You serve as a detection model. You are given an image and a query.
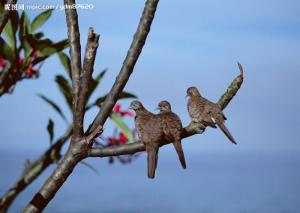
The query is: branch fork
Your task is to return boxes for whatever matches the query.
[23,0,244,211]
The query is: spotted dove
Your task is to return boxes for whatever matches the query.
[186,87,237,144]
[129,100,164,179]
[157,100,186,169]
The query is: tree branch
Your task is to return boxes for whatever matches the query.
[218,62,244,109]
[0,0,17,34]
[24,0,160,212]
[77,27,100,136]
[86,0,160,139]
[88,64,244,158]
[64,0,82,137]
[0,126,72,213]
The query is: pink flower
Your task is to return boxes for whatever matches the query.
[0,58,5,68]
[113,103,134,117]
[107,137,117,146]
[18,58,24,66]
[118,132,128,144]
[23,64,38,78]
[30,51,40,59]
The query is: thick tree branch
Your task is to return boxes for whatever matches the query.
[24,0,160,212]
[77,28,100,136]
[89,64,244,158]
[86,0,160,138]
[0,126,72,213]
[0,0,17,34]
[64,0,82,137]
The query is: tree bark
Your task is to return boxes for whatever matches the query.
[23,0,160,212]
[0,126,72,213]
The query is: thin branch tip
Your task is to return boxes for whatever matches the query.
[88,27,100,40]
[237,62,244,77]
[87,125,103,144]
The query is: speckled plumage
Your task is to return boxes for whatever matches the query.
[186,87,237,145]
[157,101,186,169]
[130,100,164,179]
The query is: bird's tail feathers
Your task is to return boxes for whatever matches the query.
[216,122,237,145]
[147,146,159,179]
[173,140,187,169]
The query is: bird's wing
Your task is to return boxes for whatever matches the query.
[188,97,204,122]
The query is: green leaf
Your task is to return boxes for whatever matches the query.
[19,11,31,41]
[92,92,137,107]
[110,112,134,143]
[55,75,73,109]
[3,20,15,49]
[58,52,72,79]
[0,37,15,61]
[38,94,68,123]
[31,9,53,32]
[23,40,33,59]
[19,12,33,59]
[2,10,18,50]
[94,69,107,83]
[9,10,19,33]
[23,34,52,50]
[86,69,107,102]
[32,39,69,65]
[47,119,54,145]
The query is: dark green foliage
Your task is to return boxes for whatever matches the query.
[0,8,68,96]
[47,119,54,146]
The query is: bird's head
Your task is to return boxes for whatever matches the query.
[129,100,144,112]
[186,86,201,97]
[157,100,171,113]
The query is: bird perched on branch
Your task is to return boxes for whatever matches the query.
[157,101,186,169]
[186,87,237,145]
[129,100,164,179]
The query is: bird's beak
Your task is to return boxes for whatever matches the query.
[154,107,160,111]
[185,94,189,98]
[128,106,133,110]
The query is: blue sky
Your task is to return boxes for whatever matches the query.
[1,1,300,212]
[1,0,300,155]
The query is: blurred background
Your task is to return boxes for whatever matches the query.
[1,0,300,212]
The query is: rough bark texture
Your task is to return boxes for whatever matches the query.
[0,126,72,213]
[64,0,82,138]
[86,0,159,137]
[77,28,100,133]
[23,0,160,212]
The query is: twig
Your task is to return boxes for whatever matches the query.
[218,62,244,109]
[86,0,160,139]
[64,0,82,137]
[77,27,100,137]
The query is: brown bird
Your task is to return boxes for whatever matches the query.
[157,101,186,169]
[186,87,237,145]
[129,100,164,179]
